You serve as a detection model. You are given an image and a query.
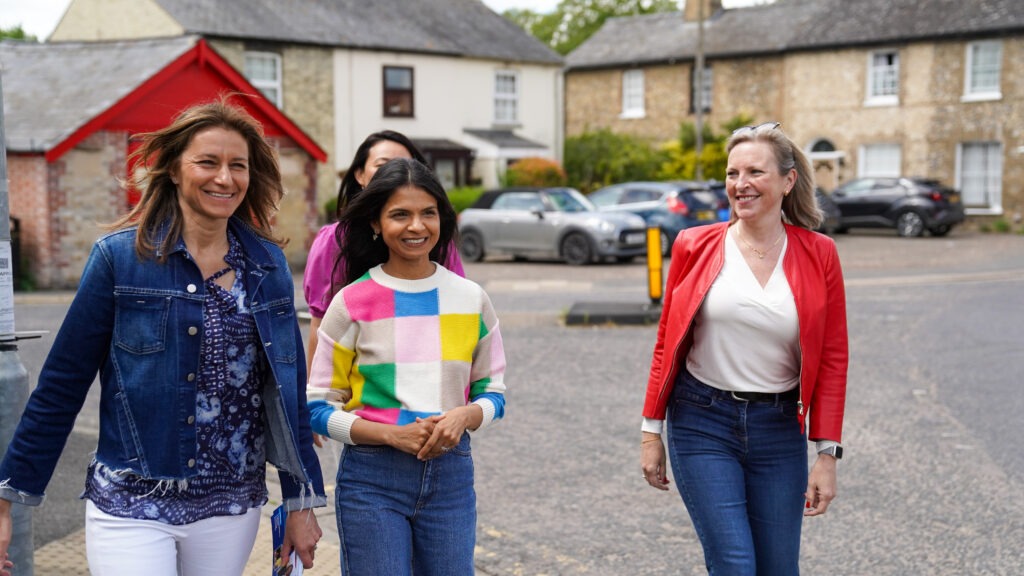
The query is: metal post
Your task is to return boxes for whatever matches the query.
[0,67,36,576]
[694,0,705,181]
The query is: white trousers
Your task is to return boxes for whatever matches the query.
[85,500,261,576]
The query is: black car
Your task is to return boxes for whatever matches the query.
[815,188,841,235]
[830,177,965,237]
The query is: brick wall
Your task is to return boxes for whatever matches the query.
[7,154,51,287]
[565,35,1024,218]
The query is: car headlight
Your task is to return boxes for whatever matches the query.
[593,219,615,233]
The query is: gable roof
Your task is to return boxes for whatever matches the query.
[1,36,326,161]
[151,0,562,65]
[566,0,1024,70]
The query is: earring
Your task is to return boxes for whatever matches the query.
[372,231,379,241]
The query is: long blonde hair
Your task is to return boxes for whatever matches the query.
[727,123,822,230]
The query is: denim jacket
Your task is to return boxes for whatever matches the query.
[0,218,326,511]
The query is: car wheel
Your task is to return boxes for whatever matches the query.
[460,230,485,262]
[896,211,925,237]
[660,230,671,256]
[561,233,593,266]
[930,224,951,237]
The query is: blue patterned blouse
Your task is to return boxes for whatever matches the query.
[84,233,269,524]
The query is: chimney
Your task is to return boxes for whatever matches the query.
[684,0,723,22]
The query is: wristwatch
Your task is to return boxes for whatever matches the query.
[818,445,843,459]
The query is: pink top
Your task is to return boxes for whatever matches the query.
[303,222,466,318]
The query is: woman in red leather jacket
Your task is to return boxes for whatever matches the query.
[640,122,848,575]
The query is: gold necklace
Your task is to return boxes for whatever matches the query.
[737,228,785,259]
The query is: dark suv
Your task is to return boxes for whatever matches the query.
[831,177,965,237]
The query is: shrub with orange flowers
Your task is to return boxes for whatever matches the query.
[505,157,568,187]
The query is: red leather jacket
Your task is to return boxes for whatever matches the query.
[644,222,848,442]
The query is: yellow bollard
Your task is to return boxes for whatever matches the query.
[646,226,663,305]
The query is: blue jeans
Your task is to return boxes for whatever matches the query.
[667,369,807,576]
[336,433,476,576]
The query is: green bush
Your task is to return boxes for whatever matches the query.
[506,157,567,187]
[323,196,338,223]
[447,186,485,213]
[564,128,666,192]
[992,219,1011,233]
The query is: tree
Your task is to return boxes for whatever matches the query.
[658,114,754,181]
[504,0,680,56]
[0,25,38,42]
[564,128,666,192]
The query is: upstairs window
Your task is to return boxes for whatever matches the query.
[383,66,414,117]
[964,41,1001,100]
[244,51,282,107]
[690,65,712,113]
[494,70,519,125]
[621,69,645,118]
[866,50,899,105]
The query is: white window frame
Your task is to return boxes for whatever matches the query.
[865,50,899,106]
[962,40,1002,102]
[621,69,645,118]
[956,141,1003,215]
[691,65,712,113]
[494,70,519,126]
[243,51,282,107]
[857,143,901,178]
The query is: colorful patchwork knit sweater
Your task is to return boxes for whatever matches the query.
[307,264,506,444]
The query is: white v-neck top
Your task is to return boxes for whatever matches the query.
[685,230,800,393]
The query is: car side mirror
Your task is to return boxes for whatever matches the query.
[531,209,545,220]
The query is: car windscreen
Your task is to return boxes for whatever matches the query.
[684,190,721,209]
[544,188,595,212]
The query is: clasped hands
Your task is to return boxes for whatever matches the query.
[395,407,474,461]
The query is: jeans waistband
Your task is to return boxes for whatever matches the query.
[679,368,799,404]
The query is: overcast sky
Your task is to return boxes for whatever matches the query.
[0,0,762,40]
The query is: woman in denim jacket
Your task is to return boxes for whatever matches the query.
[0,100,326,576]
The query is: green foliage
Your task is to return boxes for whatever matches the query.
[659,114,755,181]
[502,0,679,56]
[0,25,37,42]
[992,219,1011,233]
[447,186,485,213]
[323,197,338,223]
[505,157,568,187]
[564,128,666,192]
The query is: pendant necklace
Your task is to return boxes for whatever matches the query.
[737,228,785,259]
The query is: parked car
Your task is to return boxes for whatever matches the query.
[458,187,648,265]
[588,181,726,255]
[815,187,842,235]
[830,177,965,237]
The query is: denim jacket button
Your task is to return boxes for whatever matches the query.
[187,458,196,468]
[187,415,195,425]
[187,373,195,382]
[186,283,197,293]
[187,326,198,336]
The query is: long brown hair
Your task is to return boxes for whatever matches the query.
[109,96,285,260]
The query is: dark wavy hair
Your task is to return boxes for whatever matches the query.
[337,158,458,285]
[335,130,426,217]
[109,96,284,260]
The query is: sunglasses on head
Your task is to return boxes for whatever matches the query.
[731,121,781,135]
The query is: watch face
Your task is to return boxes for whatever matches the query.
[831,446,843,459]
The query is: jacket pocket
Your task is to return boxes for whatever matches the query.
[265,301,298,364]
[113,294,170,354]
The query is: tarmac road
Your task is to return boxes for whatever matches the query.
[9,228,1024,574]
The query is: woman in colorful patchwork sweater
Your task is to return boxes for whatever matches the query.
[306,157,506,575]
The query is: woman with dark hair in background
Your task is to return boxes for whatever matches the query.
[640,122,848,574]
[307,158,505,575]
[303,131,465,375]
[0,99,326,576]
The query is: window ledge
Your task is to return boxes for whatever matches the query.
[961,92,1002,103]
[619,110,646,120]
[965,207,1003,216]
[491,121,522,129]
[863,96,899,107]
